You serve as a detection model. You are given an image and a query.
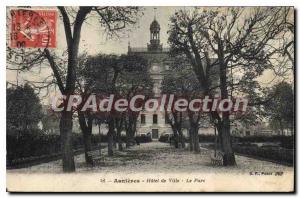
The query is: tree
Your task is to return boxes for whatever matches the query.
[70,53,95,165]
[7,7,142,172]
[41,113,60,134]
[285,8,294,61]
[79,53,152,157]
[7,84,42,135]
[79,54,120,157]
[161,56,203,151]
[264,82,294,135]
[168,7,292,165]
[116,54,153,148]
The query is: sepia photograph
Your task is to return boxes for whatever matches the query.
[5,5,295,192]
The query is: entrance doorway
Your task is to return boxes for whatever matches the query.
[152,129,159,139]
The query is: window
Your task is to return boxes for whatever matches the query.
[246,131,250,136]
[165,114,169,124]
[141,114,146,124]
[153,114,158,124]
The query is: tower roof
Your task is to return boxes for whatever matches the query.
[150,19,160,31]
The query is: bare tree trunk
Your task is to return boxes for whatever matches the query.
[132,117,137,136]
[98,122,102,156]
[178,129,186,149]
[60,111,75,172]
[189,128,194,151]
[169,125,178,148]
[113,133,117,149]
[56,8,92,172]
[191,122,200,153]
[125,114,137,147]
[107,118,115,156]
[125,130,130,148]
[125,117,131,148]
[131,115,138,144]
[173,130,179,148]
[177,112,185,148]
[115,117,124,151]
[117,129,123,151]
[218,43,236,166]
[192,124,200,153]
[83,129,93,165]
[217,124,223,149]
[188,113,200,152]
[78,112,93,165]
[220,115,236,166]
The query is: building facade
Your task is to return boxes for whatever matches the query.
[128,18,172,139]
[128,18,219,139]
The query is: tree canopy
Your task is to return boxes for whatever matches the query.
[7,84,42,135]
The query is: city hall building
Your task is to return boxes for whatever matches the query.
[128,18,173,139]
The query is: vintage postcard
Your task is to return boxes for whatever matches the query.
[6,6,294,192]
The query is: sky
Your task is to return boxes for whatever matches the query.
[77,6,179,55]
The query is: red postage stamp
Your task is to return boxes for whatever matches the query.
[10,9,57,48]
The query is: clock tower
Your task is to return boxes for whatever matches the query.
[147,18,163,52]
[128,14,172,139]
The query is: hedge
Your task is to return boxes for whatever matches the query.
[232,144,294,165]
[7,129,151,166]
[234,135,294,149]
[159,134,293,149]
[135,134,152,143]
[159,134,218,143]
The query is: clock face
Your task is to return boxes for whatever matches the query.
[10,9,57,48]
[152,65,159,72]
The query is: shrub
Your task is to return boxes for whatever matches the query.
[233,145,293,165]
[135,134,152,143]
[198,135,216,142]
[7,130,61,166]
[6,130,102,166]
[7,129,155,167]
[159,134,216,143]
[235,135,294,149]
[159,134,170,142]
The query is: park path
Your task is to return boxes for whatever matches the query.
[7,141,293,174]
